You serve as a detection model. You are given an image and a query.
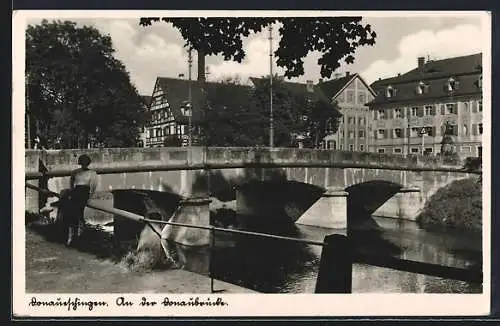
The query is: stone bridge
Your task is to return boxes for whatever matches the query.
[25,147,476,230]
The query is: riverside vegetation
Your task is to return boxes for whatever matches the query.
[416,177,482,233]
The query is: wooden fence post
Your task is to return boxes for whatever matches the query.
[315,234,352,293]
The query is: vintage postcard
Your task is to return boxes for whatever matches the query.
[12,10,491,317]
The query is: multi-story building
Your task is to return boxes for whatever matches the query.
[319,72,377,151]
[367,53,483,158]
[145,77,205,147]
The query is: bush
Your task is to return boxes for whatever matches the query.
[416,178,482,233]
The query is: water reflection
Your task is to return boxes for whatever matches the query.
[209,214,482,294]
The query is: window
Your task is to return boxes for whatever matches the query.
[358,130,365,138]
[386,85,395,98]
[358,117,365,125]
[348,131,355,139]
[461,146,471,153]
[393,148,402,154]
[346,90,354,103]
[377,109,386,119]
[424,147,433,154]
[411,107,418,117]
[423,126,434,136]
[340,144,344,150]
[348,117,355,124]
[447,77,458,92]
[394,108,402,118]
[327,140,337,150]
[478,100,482,112]
[170,125,175,135]
[377,129,385,139]
[393,128,403,138]
[424,105,433,116]
[359,144,365,151]
[446,103,455,114]
[479,123,483,134]
[358,93,366,105]
[349,144,354,151]
[460,124,468,136]
[463,102,469,112]
[410,127,419,137]
[417,81,429,94]
[411,148,419,154]
[377,148,385,154]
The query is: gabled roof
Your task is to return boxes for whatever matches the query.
[249,77,340,115]
[317,73,377,101]
[154,77,253,124]
[368,53,482,106]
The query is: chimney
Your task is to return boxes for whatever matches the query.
[346,71,350,77]
[418,56,425,70]
[306,80,314,92]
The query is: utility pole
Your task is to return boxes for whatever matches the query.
[188,47,193,147]
[26,73,31,149]
[268,25,274,148]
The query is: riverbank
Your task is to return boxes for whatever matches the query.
[416,177,482,233]
[25,222,256,293]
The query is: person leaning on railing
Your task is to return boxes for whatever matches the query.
[64,154,98,246]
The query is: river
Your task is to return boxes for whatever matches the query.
[208,216,482,294]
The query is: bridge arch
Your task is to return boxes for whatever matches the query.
[345,180,404,229]
[233,180,326,229]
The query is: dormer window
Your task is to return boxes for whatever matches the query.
[181,102,192,116]
[386,85,395,98]
[417,81,429,94]
[447,77,459,92]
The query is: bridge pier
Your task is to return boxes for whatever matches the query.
[161,197,212,274]
[296,187,348,229]
[372,187,421,221]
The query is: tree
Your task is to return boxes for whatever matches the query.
[26,20,147,148]
[251,77,304,147]
[200,76,340,148]
[139,17,376,81]
[202,78,266,146]
[252,76,341,148]
[297,98,342,149]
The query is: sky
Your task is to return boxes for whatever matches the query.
[26,12,487,95]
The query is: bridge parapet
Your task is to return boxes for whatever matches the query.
[25,147,471,179]
[204,147,466,172]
